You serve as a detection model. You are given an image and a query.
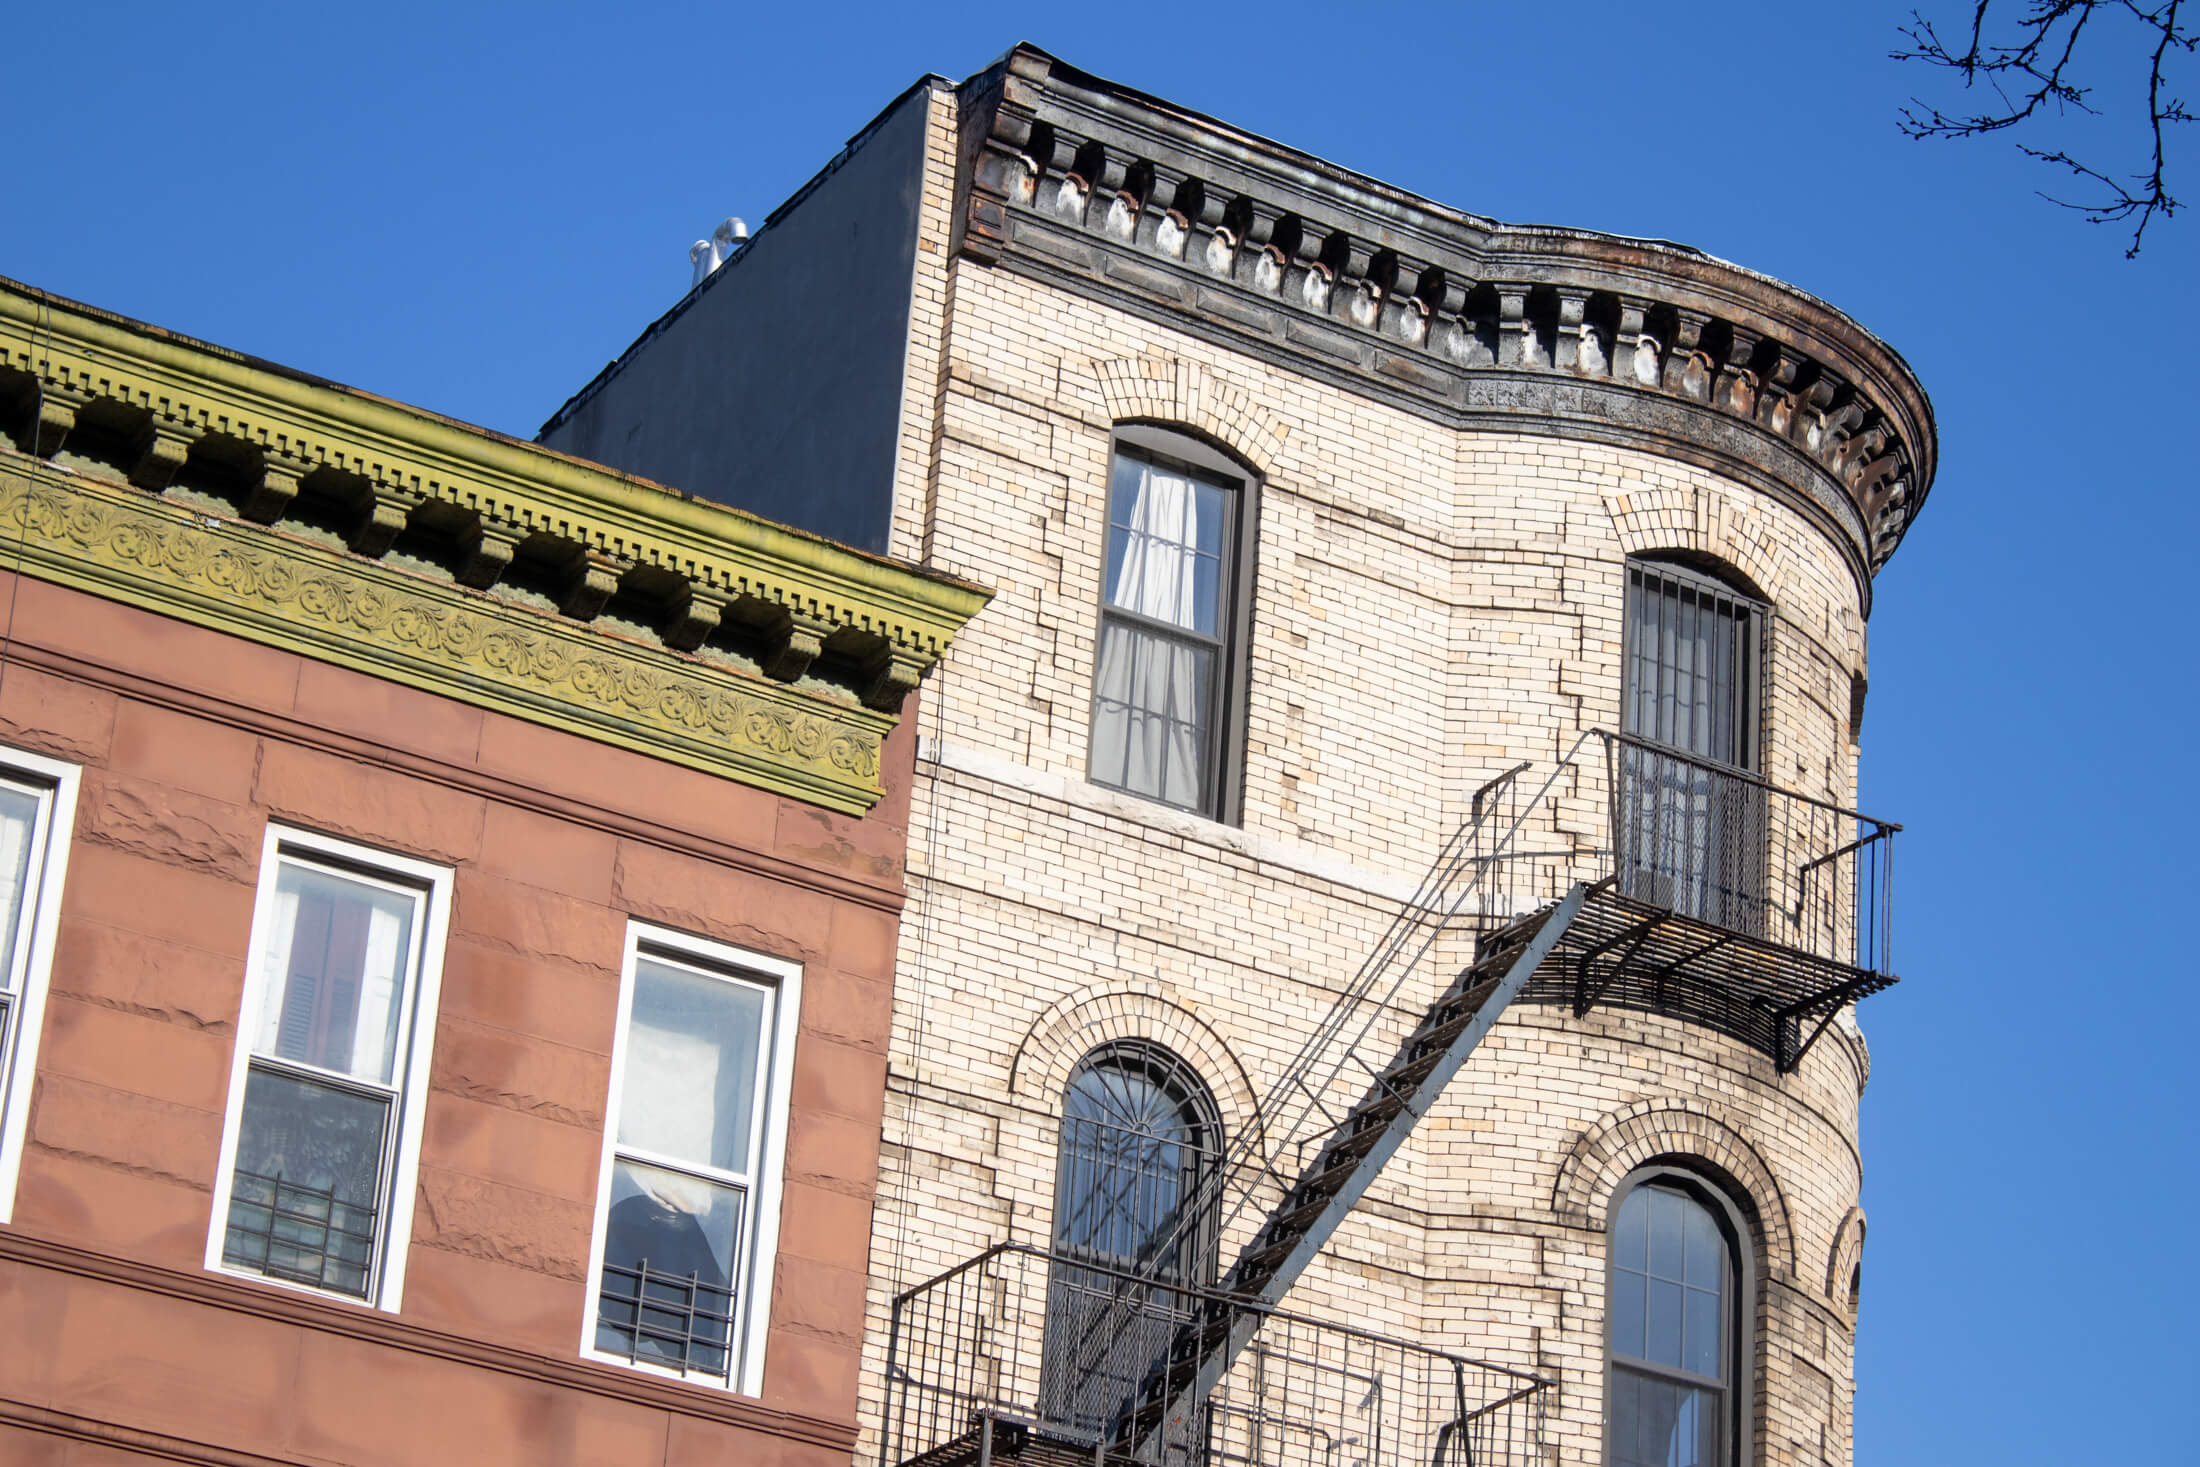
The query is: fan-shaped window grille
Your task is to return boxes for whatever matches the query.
[1042,1042,1222,1451]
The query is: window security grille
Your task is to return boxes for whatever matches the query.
[1618,562,1769,935]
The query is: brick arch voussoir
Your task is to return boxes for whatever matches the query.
[1552,1100,1796,1279]
[1087,356,1284,478]
[1826,1205,1866,1318]
[1600,480,1784,603]
[1008,985,1263,1152]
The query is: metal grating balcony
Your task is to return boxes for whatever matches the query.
[881,1244,1549,1467]
[1507,732,1900,1071]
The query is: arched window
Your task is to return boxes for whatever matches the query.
[1088,425,1257,823]
[1607,1171,1749,1467]
[1043,1042,1222,1443]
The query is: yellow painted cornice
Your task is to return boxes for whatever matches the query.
[0,279,989,813]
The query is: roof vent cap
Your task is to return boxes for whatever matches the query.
[688,217,749,287]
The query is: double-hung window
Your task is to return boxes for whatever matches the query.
[1607,1175,1745,1467]
[584,924,799,1396]
[208,827,450,1308]
[1088,429,1253,822]
[0,749,81,1225]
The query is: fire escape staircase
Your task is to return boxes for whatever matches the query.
[881,731,1899,1467]
[1121,883,1590,1454]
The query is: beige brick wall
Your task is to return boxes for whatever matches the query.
[862,86,1875,1467]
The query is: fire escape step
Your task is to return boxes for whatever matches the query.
[1103,883,1591,1459]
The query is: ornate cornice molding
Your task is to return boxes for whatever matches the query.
[0,457,893,812]
[952,46,1935,609]
[0,279,992,813]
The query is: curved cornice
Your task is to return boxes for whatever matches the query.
[953,45,1935,612]
[0,279,991,813]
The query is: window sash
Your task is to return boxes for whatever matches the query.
[1623,561,1763,772]
[221,1061,395,1299]
[585,929,798,1396]
[207,828,449,1311]
[0,754,77,1229]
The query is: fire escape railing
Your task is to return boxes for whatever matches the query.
[877,730,1902,1467]
[1601,730,1896,978]
[881,1243,1550,1467]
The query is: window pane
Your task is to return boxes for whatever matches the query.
[1611,1265,1646,1361]
[0,784,41,990]
[1092,621,1210,811]
[1612,1365,1721,1467]
[1105,457,1225,636]
[1648,1187,1686,1279]
[1684,1202,1724,1289]
[1684,1284,1723,1379]
[222,1066,388,1299]
[1646,1277,1684,1369]
[256,861,416,1083]
[618,958,766,1175]
[1615,1184,1648,1268]
[596,1157,743,1379]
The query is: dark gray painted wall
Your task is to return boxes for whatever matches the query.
[540,85,929,554]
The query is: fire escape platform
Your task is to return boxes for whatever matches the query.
[1519,883,1897,1072]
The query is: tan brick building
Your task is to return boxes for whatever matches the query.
[547,44,1933,1467]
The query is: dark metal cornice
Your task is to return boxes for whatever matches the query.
[952,45,1936,610]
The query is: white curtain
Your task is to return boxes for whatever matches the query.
[622,1018,723,1215]
[0,788,38,990]
[255,887,303,1059]
[349,906,406,1082]
[1108,460,1203,631]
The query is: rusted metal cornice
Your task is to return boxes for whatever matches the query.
[953,44,1936,610]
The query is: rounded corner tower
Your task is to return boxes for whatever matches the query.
[537,41,1935,1467]
[882,42,1931,1467]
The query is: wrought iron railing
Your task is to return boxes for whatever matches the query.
[1602,731,1895,977]
[221,1168,377,1299]
[595,1257,738,1382]
[881,1244,1549,1467]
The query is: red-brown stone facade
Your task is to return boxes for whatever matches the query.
[0,572,913,1467]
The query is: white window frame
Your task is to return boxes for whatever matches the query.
[581,922,801,1397]
[0,747,82,1226]
[204,825,452,1312]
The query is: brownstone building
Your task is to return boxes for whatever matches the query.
[0,277,986,1465]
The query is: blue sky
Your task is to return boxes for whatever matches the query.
[8,3,2194,1461]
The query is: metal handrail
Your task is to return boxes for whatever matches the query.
[889,1243,1547,1384]
[1602,727,1900,831]
[881,1243,1552,1467]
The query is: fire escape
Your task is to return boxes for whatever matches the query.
[881,730,1897,1467]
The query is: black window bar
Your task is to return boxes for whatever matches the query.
[596,1257,738,1382]
[221,1168,378,1300]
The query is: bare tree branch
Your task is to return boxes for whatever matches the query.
[1894,0,2194,255]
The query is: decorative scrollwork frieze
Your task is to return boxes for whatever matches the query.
[0,455,894,812]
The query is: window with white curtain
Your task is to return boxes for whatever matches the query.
[1088,431,1251,820]
[208,827,451,1309]
[0,748,81,1225]
[583,924,799,1396]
